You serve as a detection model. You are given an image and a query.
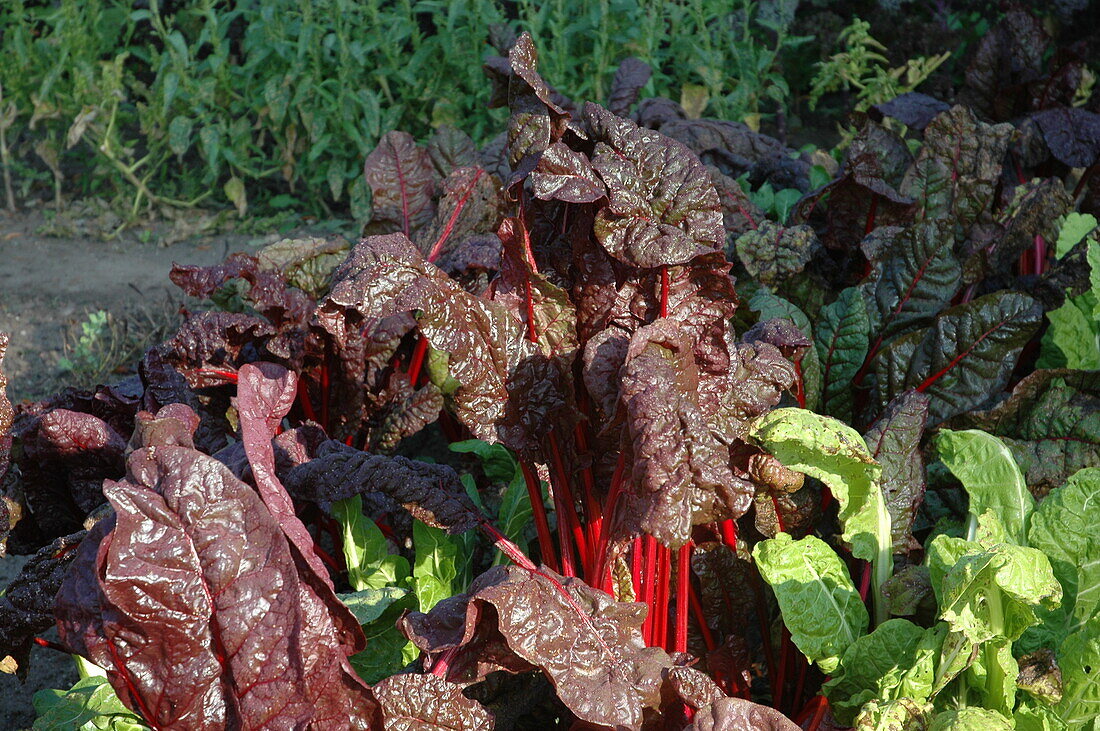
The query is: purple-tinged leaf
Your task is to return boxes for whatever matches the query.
[585,101,725,268]
[402,565,674,730]
[374,673,494,730]
[1032,107,1100,168]
[960,9,1048,122]
[863,390,930,553]
[364,131,439,237]
[499,33,571,168]
[734,221,819,288]
[871,92,951,131]
[687,698,801,730]
[427,125,481,178]
[56,447,376,729]
[607,57,652,117]
[415,165,502,263]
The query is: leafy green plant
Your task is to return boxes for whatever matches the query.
[808,18,949,112]
[1039,212,1100,370]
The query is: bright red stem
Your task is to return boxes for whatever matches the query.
[793,656,809,716]
[593,451,627,590]
[858,560,872,603]
[573,422,603,563]
[687,574,716,652]
[520,462,559,574]
[194,367,239,383]
[296,376,318,423]
[793,360,806,409]
[719,518,738,551]
[659,266,670,318]
[406,336,429,386]
[674,543,692,653]
[1033,234,1046,276]
[547,431,589,578]
[320,359,330,432]
[655,544,672,650]
[641,535,659,644]
[808,696,829,731]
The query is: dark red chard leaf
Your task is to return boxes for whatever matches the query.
[320,233,541,447]
[402,565,674,730]
[582,327,630,426]
[364,130,438,237]
[427,125,481,177]
[366,374,444,453]
[900,106,1014,235]
[981,178,1071,279]
[1031,107,1100,168]
[668,666,726,708]
[15,409,126,543]
[529,142,606,203]
[0,531,84,676]
[619,320,750,547]
[498,33,571,169]
[687,698,800,731]
[585,101,725,268]
[284,451,482,533]
[960,9,1048,122]
[374,673,494,730]
[863,390,930,554]
[57,446,376,729]
[236,362,368,655]
[871,92,951,131]
[607,57,652,117]
[138,346,233,454]
[128,403,201,451]
[734,221,819,288]
[415,165,502,263]
[861,224,962,343]
[702,336,798,443]
[692,543,757,640]
[872,292,1043,425]
[946,370,1100,495]
[163,311,274,387]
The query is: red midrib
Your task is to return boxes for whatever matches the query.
[427,169,484,263]
[916,316,1017,394]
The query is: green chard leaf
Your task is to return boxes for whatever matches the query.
[938,542,1062,644]
[937,429,1035,545]
[928,707,1014,731]
[330,496,411,591]
[750,409,888,561]
[1054,212,1097,259]
[816,286,870,423]
[753,533,868,673]
[823,619,943,725]
[1052,618,1100,727]
[413,520,460,613]
[32,676,149,731]
[1028,468,1100,635]
[346,591,419,684]
[855,698,934,730]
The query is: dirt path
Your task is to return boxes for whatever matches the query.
[0,210,267,402]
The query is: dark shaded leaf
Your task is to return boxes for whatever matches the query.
[607,57,652,117]
[1032,107,1100,168]
[364,130,438,236]
[900,106,1015,235]
[873,292,1042,425]
[710,166,765,243]
[0,532,84,677]
[863,390,930,553]
[427,125,481,178]
[946,370,1100,495]
[284,451,482,533]
[415,166,502,263]
[374,673,494,730]
[585,101,725,268]
[960,9,1048,122]
[815,287,869,423]
[871,92,951,131]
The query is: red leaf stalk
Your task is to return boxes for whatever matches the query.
[547,431,590,578]
[655,544,672,650]
[520,462,559,574]
[427,168,485,263]
[641,535,659,644]
[406,336,429,386]
[674,543,692,653]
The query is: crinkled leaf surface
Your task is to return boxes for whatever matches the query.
[753,533,868,673]
[373,673,494,730]
[929,708,1014,730]
[750,289,821,411]
[55,446,375,730]
[1052,618,1100,727]
[873,292,1042,425]
[937,429,1034,545]
[364,130,438,236]
[864,391,929,553]
[749,408,889,563]
[815,286,869,422]
[735,221,819,288]
[686,698,801,730]
[823,619,942,725]
[585,101,724,268]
